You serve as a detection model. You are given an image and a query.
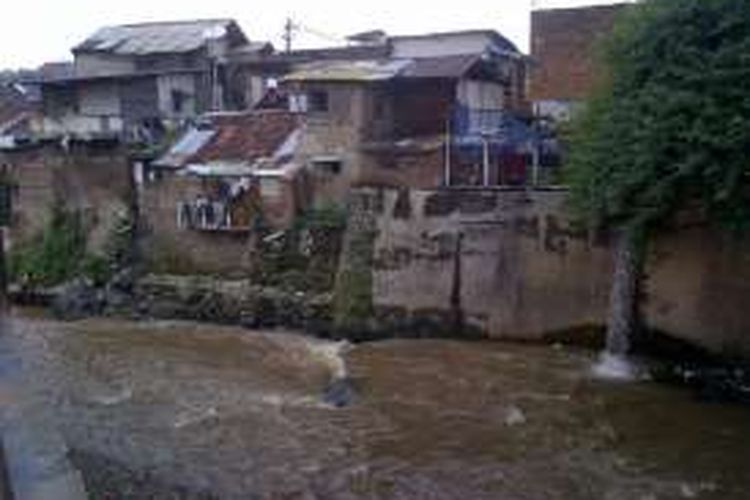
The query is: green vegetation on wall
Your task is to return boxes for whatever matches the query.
[255,203,348,292]
[10,205,134,287]
[333,196,377,330]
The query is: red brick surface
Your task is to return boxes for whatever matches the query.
[529,4,629,101]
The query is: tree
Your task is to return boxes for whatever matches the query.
[566,0,750,356]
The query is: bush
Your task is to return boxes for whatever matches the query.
[11,206,87,287]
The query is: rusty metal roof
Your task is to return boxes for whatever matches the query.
[283,54,486,83]
[157,110,300,171]
[194,110,299,164]
[74,19,244,55]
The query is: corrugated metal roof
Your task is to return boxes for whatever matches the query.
[283,55,486,83]
[283,59,411,82]
[390,29,520,54]
[398,54,481,79]
[155,128,216,168]
[75,19,237,55]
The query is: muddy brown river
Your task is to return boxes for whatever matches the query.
[1,310,749,499]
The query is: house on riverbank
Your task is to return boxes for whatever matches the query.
[34,19,264,142]
[141,109,305,274]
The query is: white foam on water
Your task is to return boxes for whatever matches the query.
[305,340,352,379]
[91,386,133,406]
[173,406,219,429]
[591,353,642,382]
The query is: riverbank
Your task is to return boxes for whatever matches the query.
[10,272,750,407]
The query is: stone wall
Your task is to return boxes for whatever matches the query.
[339,187,750,355]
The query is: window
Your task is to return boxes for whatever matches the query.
[171,89,188,114]
[259,178,283,199]
[308,90,329,113]
[289,93,308,113]
[312,157,342,175]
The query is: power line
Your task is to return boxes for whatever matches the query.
[282,17,345,52]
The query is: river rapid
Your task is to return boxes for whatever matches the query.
[1,311,749,499]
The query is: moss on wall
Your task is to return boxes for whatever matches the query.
[333,193,377,330]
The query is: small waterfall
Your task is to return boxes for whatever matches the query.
[306,340,356,408]
[306,340,351,380]
[591,227,642,382]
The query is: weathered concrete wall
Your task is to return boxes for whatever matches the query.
[367,188,612,337]
[296,84,370,206]
[1,142,132,254]
[345,188,750,354]
[646,226,750,356]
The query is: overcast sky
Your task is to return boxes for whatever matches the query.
[1,0,623,69]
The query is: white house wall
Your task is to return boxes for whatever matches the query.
[391,33,492,58]
[157,74,197,118]
[78,81,122,116]
[457,80,506,111]
[75,53,137,78]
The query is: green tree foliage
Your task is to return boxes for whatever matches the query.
[567,0,750,232]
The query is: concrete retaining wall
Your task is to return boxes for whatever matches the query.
[344,188,750,355]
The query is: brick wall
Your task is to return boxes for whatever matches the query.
[529,4,629,101]
[1,142,132,254]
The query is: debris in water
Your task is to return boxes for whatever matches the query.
[173,407,219,429]
[504,406,526,426]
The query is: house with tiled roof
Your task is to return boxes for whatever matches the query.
[147,109,304,237]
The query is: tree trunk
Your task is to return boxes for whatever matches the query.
[605,223,646,356]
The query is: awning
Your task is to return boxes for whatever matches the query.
[183,162,255,177]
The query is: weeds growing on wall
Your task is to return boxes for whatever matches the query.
[10,205,135,287]
[10,205,87,287]
[255,203,348,292]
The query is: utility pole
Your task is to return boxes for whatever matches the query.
[283,18,296,53]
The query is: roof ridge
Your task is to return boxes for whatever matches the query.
[532,3,630,14]
[107,18,235,29]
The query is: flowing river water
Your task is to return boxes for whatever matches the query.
[1,310,749,499]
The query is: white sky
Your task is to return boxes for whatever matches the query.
[1,0,623,69]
